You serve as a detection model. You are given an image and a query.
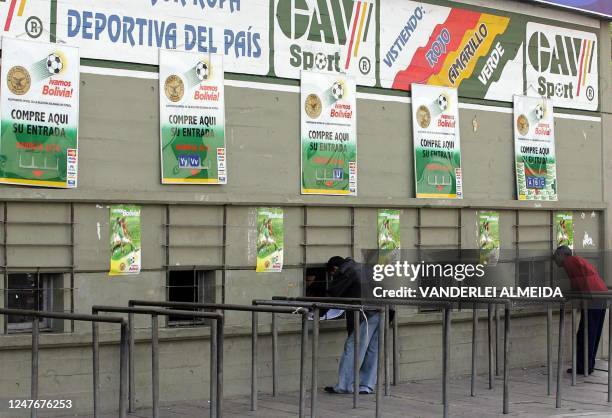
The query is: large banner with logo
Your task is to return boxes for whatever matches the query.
[301,71,357,196]
[0,37,79,188]
[256,207,284,273]
[412,84,462,199]
[514,95,557,201]
[159,49,226,184]
[274,0,377,86]
[380,1,524,102]
[526,23,597,111]
[109,205,141,276]
[0,0,50,43]
[56,0,269,74]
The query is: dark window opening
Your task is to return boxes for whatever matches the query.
[5,273,61,333]
[167,270,215,327]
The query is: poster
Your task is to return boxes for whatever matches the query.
[273,0,377,86]
[555,212,573,249]
[256,207,283,273]
[378,209,400,250]
[513,95,557,201]
[479,211,500,266]
[526,23,598,111]
[411,83,462,199]
[379,1,524,102]
[56,0,269,74]
[0,37,79,188]
[301,71,357,196]
[159,49,226,184]
[109,205,141,276]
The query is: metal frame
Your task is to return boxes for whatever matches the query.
[92,305,224,418]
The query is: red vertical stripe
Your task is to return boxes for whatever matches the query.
[344,1,362,70]
[4,0,18,32]
[576,39,586,96]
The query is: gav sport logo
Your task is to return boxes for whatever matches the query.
[275,0,375,75]
[527,23,597,104]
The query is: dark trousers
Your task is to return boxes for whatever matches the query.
[576,308,606,373]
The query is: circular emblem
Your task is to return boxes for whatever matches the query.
[164,75,184,102]
[359,57,371,75]
[516,114,529,136]
[7,66,31,95]
[120,262,126,271]
[305,94,322,119]
[416,105,431,129]
[586,86,595,101]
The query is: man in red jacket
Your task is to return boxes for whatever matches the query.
[554,245,608,374]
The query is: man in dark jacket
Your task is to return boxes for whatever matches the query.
[324,256,380,394]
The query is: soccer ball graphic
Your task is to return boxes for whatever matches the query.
[46,54,63,75]
[315,53,328,70]
[437,94,448,111]
[555,83,563,97]
[535,103,545,120]
[195,61,209,81]
[331,81,344,101]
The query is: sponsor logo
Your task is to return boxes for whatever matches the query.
[164,75,184,102]
[304,94,322,119]
[7,66,31,95]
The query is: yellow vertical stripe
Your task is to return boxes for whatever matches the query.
[354,3,368,57]
[582,40,591,86]
[17,0,27,16]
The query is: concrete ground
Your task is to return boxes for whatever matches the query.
[65,362,612,418]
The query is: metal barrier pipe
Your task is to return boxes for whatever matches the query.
[488,303,494,389]
[609,300,612,402]
[384,304,390,396]
[119,322,129,418]
[376,310,384,418]
[210,311,218,418]
[353,311,360,409]
[442,306,451,418]
[393,305,399,386]
[92,321,100,418]
[547,306,552,395]
[216,315,224,418]
[583,302,589,377]
[572,307,577,386]
[471,304,477,397]
[251,311,258,411]
[128,312,135,413]
[495,307,500,376]
[272,312,278,397]
[299,314,308,418]
[31,318,39,418]
[151,314,159,418]
[503,305,510,414]
[556,303,566,408]
[311,307,320,418]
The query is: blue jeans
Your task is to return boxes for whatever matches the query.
[334,312,380,394]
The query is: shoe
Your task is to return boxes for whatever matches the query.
[567,368,590,375]
[359,390,371,395]
[324,386,341,394]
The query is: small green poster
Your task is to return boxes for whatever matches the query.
[109,205,142,276]
[479,211,500,266]
[378,209,400,250]
[555,212,573,249]
[256,208,284,272]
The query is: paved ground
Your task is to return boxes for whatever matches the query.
[66,362,612,418]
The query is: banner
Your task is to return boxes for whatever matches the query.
[479,211,500,266]
[0,37,79,188]
[301,71,357,196]
[56,0,269,74]
[159,49,226,184]
[411,84,462,199]
[256,207,283,273]
[513,95,557,201]
[380,1,524,102]
[554,212,573,249]
[274,0,377,86]
[109,205,141,276]
[0,0,50,43]
[378,209,400,250]
[526,23,598,111]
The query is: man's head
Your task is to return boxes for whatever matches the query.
[553,245,572,267]
[326,256,346,276]
[305,268,317,287]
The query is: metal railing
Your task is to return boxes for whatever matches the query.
[0,308,128,418]
[92,305,223,418]
[127,300,310,416]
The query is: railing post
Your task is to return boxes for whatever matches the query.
[353,311,360,409]
[556,302,565,408]
[119,321,129,418]
[216,315,224,418]
[384,304,390,396]
[92,321,100,418]
[299,314,308,418]
[488,303,494,389]
[151,314,159,418]
[608,300,612,402]
[251,311,258,411]
[503,305,510,414]
[31,318,39,418]
[210,310,218,418]
[583,301,589,377]
[495,307,500,376]
[272,312,278,398]
[547,305,552,395]
[311,307,320,418]
[392,305,399,386]
[471,304,477,397]
[128,312,135,413]
[376,309,384,418]
[572,307,577,386]
[442,306,451,418]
